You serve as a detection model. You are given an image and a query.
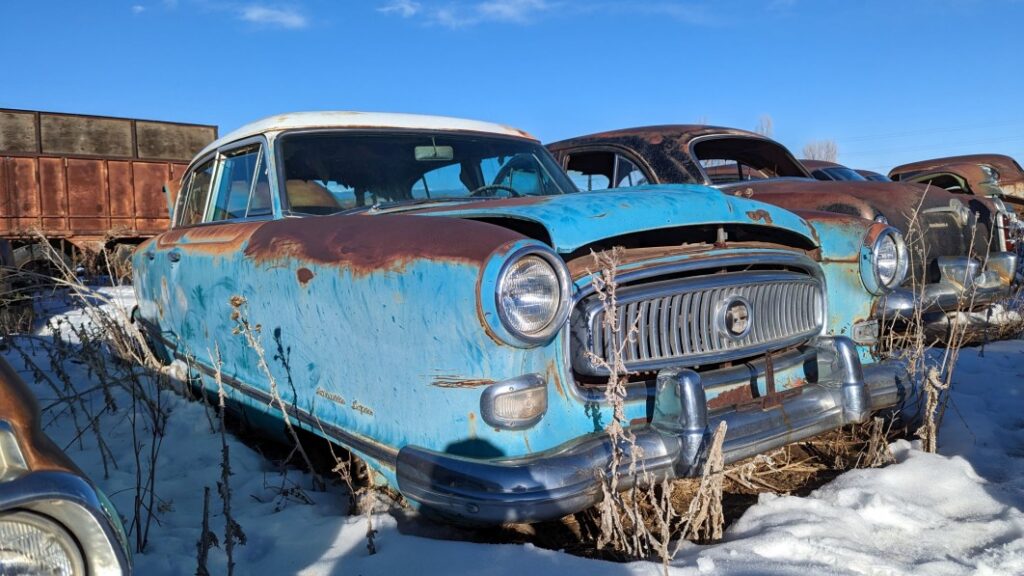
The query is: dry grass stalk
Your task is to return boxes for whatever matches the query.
[211,347,246,575]
[678,421,726,543]
[0,242,172,554]
[585,248,728,569]
[195,486,217,576]
[228,295,324,491]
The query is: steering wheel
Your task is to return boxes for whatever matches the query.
[469,184,521,198]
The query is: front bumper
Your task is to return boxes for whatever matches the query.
[396,336,916,524]
[877,253,1018,326]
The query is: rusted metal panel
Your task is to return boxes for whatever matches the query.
[0,159,9,233]
[0,109,213,250]
[40,114,134,157]
[38,157,66,221]
[136,121,218,161]
[132,162,172,220]
[10,157,40,222]
[0,111,37,154]
[107,161,134,218]
[66,158,107,218]
[67,217,108,233]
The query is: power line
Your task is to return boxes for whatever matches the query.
[836,120,1024,143]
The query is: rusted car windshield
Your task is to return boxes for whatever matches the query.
[279,131,575,214]
[692,137,808,184]
[815,167,867,182]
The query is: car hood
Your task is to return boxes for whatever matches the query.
[409,184,816,253]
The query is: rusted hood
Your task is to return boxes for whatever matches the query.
[721,178,992,228]
[413,184,817,253]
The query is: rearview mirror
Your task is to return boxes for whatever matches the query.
[415,145,454,162]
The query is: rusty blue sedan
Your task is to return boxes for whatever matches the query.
[132,112,916,524]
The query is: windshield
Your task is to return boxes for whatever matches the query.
[813,167,867,182]
[278,131,575,214]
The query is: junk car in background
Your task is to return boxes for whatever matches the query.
[0,357,131,575]
[133,112,916,524]
[890,154,1024,250]
[890,154,1024,214]
[548,125,1019,341]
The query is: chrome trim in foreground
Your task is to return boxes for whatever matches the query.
[396,336,916,524]
[877,253,1017,325]
[0,471,131,575]
[572,269,825,376]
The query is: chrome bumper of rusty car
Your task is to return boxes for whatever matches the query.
[0,422,131,575]
[396,336,914,524]
[877,252,1018,321]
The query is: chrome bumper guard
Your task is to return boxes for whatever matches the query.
[396,336,915,524]
[878,253,1017,321]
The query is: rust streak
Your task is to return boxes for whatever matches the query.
[432,377,495,389]
[746,209,774,225]
[706,384,756,411]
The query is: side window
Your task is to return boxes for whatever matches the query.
[614,155,649,188]
[564,151,614,191]
[246,153,273,217]
[208,145,261,222]
[175,159,214,227]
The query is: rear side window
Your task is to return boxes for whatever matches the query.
[208,145,261,221]
[563,151,649,191]
[176,159,214,227]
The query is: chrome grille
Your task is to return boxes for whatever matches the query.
[572,270,824,376]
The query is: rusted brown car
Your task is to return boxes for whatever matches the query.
[890,154,1024,216]
[0,356,130,574]
[548,125,1019,339]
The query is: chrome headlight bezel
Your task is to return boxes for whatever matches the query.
[861,226,909,295]
[493,245,572,347]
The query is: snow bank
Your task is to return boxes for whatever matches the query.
[4,289,1023,575]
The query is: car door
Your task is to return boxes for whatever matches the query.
[151,139,274,370]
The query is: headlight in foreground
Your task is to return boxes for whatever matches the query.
[861,226,909,294]
[495,246,571,345]
[0,511,86,576]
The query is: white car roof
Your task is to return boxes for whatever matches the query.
[196,111,538,159]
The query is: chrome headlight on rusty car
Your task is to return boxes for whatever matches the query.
[861,225,909,295]
[484,243,572,346]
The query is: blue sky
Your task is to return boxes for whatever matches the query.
[3,0,1022,172]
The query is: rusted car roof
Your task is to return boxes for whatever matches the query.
[890,154,1024,181]
[799,159,844,170]
[552,124,775,149]
[198,111,537,160]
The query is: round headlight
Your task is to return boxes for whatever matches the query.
[862,226,909,294]
[496,247,570,345]
[0,511,86,576]
[876,234,900,285]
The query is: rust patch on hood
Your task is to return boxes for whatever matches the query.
[243,214,525,275]
[296,267,314,285]
[746,209,774,225]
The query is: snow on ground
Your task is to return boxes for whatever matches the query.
[5,287,1024,575]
